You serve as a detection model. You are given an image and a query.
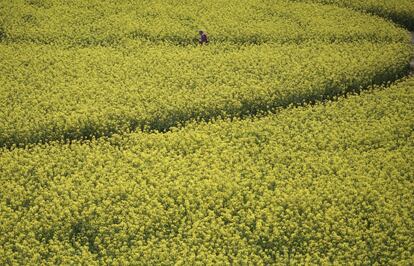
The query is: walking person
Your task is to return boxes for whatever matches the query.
[198,30,208,45]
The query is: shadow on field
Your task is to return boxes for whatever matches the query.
[0,27,6,42]
[410,32,414,75]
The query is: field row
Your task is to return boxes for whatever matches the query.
[0,0,409,46]
[0,42,411,148]
[294,0,414,30]
[1,77,413,264]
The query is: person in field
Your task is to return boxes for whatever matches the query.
[198,30,208,45]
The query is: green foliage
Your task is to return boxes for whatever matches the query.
[1,77,413,264]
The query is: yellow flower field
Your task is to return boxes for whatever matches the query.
[1,76,413,264]
[0,0,413,264]
[0,0,412,147]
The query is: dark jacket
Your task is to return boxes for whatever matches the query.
[199,33,208,44]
